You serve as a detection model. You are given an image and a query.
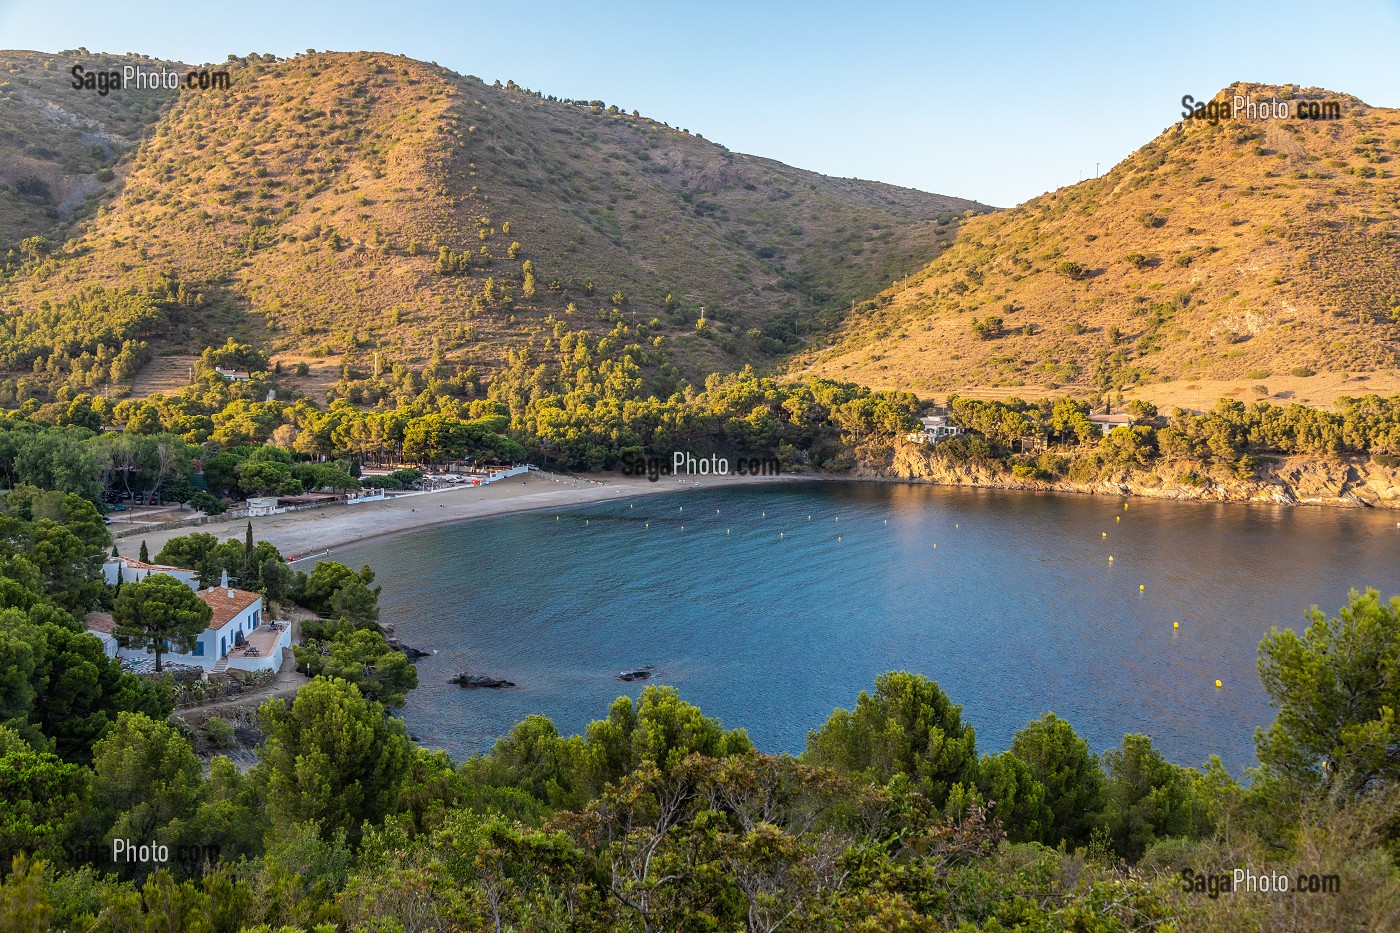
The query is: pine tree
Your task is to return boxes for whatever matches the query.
[139,540,149,563]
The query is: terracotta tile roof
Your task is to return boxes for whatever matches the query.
[84,611,116,634]
[198,587,262,630]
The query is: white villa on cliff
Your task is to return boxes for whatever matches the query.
[91,567,290,673]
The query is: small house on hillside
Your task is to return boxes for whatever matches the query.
[116,571,290,673]
[906,412,966,446]
[213,367,251,382]
[1088,412,1135,434]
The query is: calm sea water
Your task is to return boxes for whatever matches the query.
[330,482,1400,772]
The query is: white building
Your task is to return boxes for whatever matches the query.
[906,414,966,446]
[117,571,290,673]
[83,611,120,658]
[214,367,251,381]
[245,496,281,516]
[103,556,199,590]
[1089,412,1135,434]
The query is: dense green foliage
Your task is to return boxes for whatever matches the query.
[936,393,1400,484]
[0,583,1396,929]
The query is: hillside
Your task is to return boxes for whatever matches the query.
[797,83,1400,410]
[0,50,990,400]
[0,49,181,249]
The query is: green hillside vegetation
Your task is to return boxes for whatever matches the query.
[799,83,1400,406]
[0,49,989,401]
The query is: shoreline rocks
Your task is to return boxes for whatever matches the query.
[451,673,516,689]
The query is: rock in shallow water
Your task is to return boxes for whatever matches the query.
[451,673,516,689]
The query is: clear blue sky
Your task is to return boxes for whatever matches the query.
[3,0,1397,206]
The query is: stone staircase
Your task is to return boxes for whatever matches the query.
[212,656,229,674]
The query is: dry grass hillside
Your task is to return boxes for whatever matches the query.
[797,83,1400,410]
[0,49,990,396]
[0,49,181,250]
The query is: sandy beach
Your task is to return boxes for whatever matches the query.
[119,471,795,560]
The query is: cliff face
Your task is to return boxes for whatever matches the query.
[859,445,1400,509]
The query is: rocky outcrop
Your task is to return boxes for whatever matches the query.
[865,445,1400,509]
[451,674,516,689]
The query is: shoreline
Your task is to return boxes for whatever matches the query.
[123,471,800,559]
[118,453,1400,562]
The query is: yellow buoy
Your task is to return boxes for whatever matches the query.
[556,515,559,520]
[1102,532,1107,538]
[680,525,684,530]
[1173,621,1179,630]
[780,532,784,538]
[645,523,650,529]
[838,535,842,542]
[726,529,730,535]
[1108,555,1114,562]
[808,515,812,521]
[1215,680,1222,689]
[1140,584,1145,591]
[1116,516,1120,522]
[1124,503,1129,510]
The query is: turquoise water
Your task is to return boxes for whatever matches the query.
[331,481,1400,771]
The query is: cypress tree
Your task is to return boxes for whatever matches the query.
[139,540,149,563]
